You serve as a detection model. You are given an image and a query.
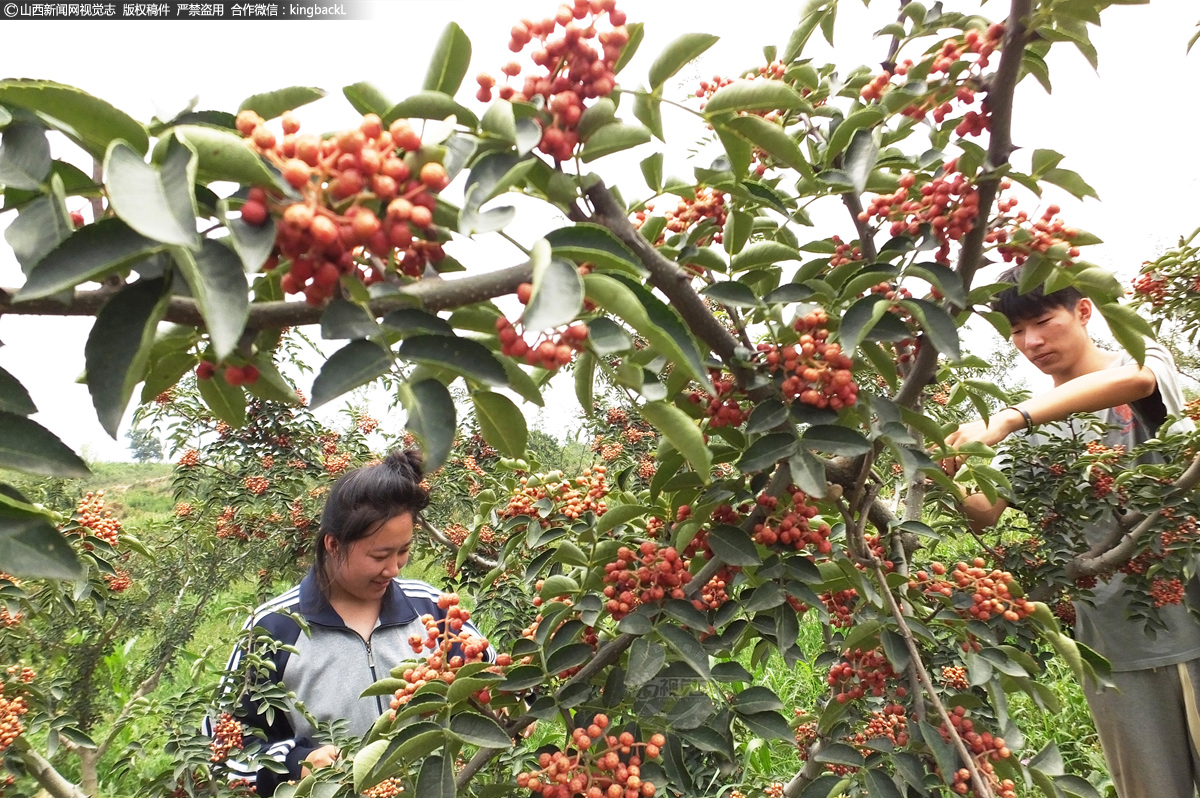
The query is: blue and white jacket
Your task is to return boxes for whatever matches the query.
[207,568,492,795]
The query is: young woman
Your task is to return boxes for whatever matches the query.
[208,450,493,796]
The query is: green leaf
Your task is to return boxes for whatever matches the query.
[864,770,903,798]
[497,356,544,407]
[739,710,793,741]
[706,524,761,567]
[320,297,381,340]
[85,277,170,438]
[701,281,761,308]
[0,79,148,158]
[908,261,966,307]
[595,504,651,536]
[0,367,36,417]
[1042,167,1099,200]
[843,128,878,195]
[480,100,517,143]
[416,755,455,798]
[802,425,870,456]
[783,2,829,60]
[238,87,325,120]
[172,240,249,361]
[738,432,799,473]
[724,115,811,176]
[171,125,278,187]
[746,399,788,434]
[632,90,665,142]
[587,318,633,355]
[546,223,643,277]
[626,638,667,688]
[472,391,528,458]
[0,122,51,190]
[450,712,511,748]
[658,624,712,679]
[577,98,617,142]
[352,740,390,794]
[827,106,886,160]
[424,23,473,96]
[397,335,507,386]
[649,33,720,89]
[15,218,161,303]
[246,351,302,405]
[905,298,961,362]
[0,411,89,477]
[382,307,453,337]
[311,340,393,409]
[139,326,199,403]
[104,137,198,248]
[384,91,479,129]
[641,153,664,192]
[400,378,457,471]
[613,21,645,74]
[640,401,712,482]
[342,82,392,117]
[4,192,73,274]
[580,123,652,163]
[837,294,888,353]
[197,375,246,427]
[575,349,595,414]
[222,201,276,273]
[525,255,584,332]
[1097,302,1152,365]
[788,450,827,498]
[704,80,808,115]
[732,686,784,715]
[583,274,709,387]
[730,241,801,272]
[0,506,83,579]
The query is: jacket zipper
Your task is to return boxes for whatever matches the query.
[364,635,384,715]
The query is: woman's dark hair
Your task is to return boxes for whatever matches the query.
[991,264,1084,323]
[314,449,430,594]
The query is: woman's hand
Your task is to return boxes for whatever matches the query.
[301,744,340,777]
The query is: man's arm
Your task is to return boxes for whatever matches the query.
[946,363,1157,451]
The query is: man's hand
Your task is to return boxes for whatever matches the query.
[941,408,1025,474]
[301,744,340,777]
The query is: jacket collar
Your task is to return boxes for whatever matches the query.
[297,567,420,628]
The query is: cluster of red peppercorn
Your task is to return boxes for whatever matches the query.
[242,475,270,496]
[501,467,610,523]
[694,63,791,175]
[1150,577,1185,608]
[993,201,1082,267]
[196,360,260,387]
[517,718,664,798]
[662,188,727,244]
[0,691,28,754]
[940,665,970,691]
[390,594,503,711]
[215,506,245,541]
[757,309,858,410]
[909,559,1034,623]
[209,712,243,763]
[602,541,693,620]
[689,371,748,428]
[828,235,862,268]
[858,163,979,265]
[1132,272,1168,305]
[940,706,1016,798]
[478,0,629,161]
[496,291,590,371]
[827,646,906,704]
[234,108,449,304]
[748,489,833,554]
[820,588,859,628]
[70,491,122,546]
[364,778,405,798]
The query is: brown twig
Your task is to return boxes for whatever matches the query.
[13,737,88,798]
[418,516,499,571]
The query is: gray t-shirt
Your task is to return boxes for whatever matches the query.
[1024,340,1200,671]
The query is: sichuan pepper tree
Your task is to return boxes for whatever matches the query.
[2,1,1199,798]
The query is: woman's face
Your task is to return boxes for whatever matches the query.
[325,513,414,604]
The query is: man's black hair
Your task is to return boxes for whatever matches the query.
[314,449,430,595]
[991,264,1084,323]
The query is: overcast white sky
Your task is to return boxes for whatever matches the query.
[0,0,1196,461]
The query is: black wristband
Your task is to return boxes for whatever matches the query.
[1005,406,1033,431]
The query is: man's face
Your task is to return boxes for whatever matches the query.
[1009,300,1091,379]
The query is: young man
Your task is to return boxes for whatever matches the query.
[945,269,1200,798]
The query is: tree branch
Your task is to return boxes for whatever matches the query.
[418,516,499,571]
[13,737,88,798]
[0,261,533,328]
[1065,449,1200,578]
